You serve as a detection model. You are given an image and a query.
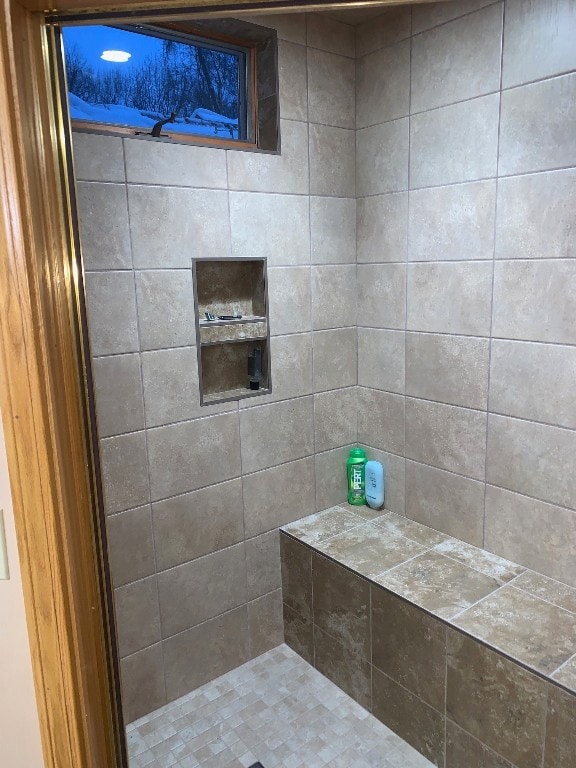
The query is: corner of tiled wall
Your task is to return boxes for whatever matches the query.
[354,0,576,589]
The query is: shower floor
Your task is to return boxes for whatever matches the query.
[126,644,433,768]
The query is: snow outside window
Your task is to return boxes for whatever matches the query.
[61,24,251,145]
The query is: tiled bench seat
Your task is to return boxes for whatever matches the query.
[280,504,576,768]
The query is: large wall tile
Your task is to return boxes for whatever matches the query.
[486,414,576,510]
[281,534,312,618]
[499,73,576,176]
[243,457,316,537]
[310,197,356,264]
[124,140,227,188]
[356,40,410,129]
[357,192,408,263]
[312,553,370,659]
[77,182,132,271]
[72,133,124,182]
[313,328,357,391]
[267,267,312,335]
[278,40,308,122]
[147,413,241,501]
[406,332,490,410]
[314,446,351,510]
[544,683,576,768]
[163,607,249,701]
[372,586,447,711]
[240,332,313,408]
[106,505,155,588]
[227,119,309,194]
[120,643,165,723]
[355,6,411,57]
[446,720,513,768]
[244,13,306,44]
[411,4,503,113]
[406,399,487,481]
[309,124,355,197]
[372,668,446,767]
[85,272,139,356]
[141,347,199,428]
[307,48,354,129]
[134,270,195,351]
[485,486,576,588]
[358,328,405,394]
[356,118,409,196]
[357,388,405,455]
[152,478,244,571]
[489,339,576,429]
[245,531,281,600]
[410,94,500,188]
[502,0,576,88]
[92,354,145,438]
[314,388,357,452]
[407,261,493,336]
[284,602,314,663]
[496,170,576,260]
[247,590,284,657]
[412,0,496,35]
[114,576,161,657]
[311,265,356,330]
[406,460,485,547]
[314,625,371,709]
[408,181,496,262]
[128,186,230,267]
[492,260,576,344]
[357,263,406,330]
[239,397,314,474]
[446,631,547,768]
[157,543,247,637]
[229,192,310,266]
[306,13,355,58]
[100,431,150,514]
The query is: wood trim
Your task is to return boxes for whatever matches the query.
[0,1,121,767]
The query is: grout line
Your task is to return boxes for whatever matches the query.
[482,0,506,549]
[449,581,511,621]
[403,8,413,520]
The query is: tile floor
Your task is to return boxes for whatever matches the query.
[126,644,434,768]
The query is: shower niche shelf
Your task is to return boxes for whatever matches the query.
[193,257,271,406]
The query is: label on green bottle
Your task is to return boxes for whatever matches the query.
[348,464,365,504]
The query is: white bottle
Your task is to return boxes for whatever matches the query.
[365,460,384,509]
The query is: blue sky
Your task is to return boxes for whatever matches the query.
[62,25,164,74]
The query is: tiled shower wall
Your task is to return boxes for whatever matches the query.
[356,0,576,587]
[74,13,358,722]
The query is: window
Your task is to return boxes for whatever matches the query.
[58,19,279,151]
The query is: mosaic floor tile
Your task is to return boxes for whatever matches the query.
[127,645,434,768]
[454,586,576,676]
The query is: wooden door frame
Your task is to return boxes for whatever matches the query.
[0,0,425,766]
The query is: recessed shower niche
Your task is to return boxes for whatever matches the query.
[193,257,271,405]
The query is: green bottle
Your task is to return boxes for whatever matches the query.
[347,447,367,505]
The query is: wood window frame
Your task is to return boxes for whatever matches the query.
[61,18,280,152]
[0,1,417,767]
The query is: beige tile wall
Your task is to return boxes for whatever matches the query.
[73,11,357,722]
[356,0,576,587]
[74,0,576,722]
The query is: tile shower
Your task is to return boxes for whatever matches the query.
[73,0,576,765]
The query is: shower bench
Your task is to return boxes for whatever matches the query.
[280,504,576,768]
